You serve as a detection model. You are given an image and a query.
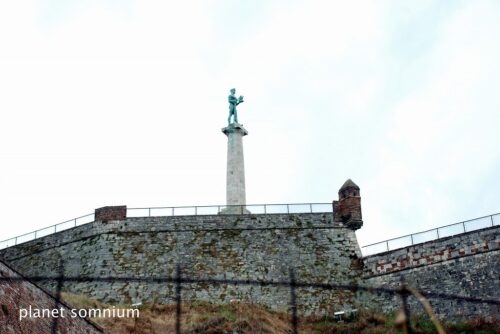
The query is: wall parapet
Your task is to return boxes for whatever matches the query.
[0,203,334,250]
[0,212,341,263]
[363,225,499,277]
[362,212,499,256]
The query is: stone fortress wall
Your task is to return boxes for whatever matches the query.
[0,213,362,315]
[0,180,498,320]
[361,225,499,320]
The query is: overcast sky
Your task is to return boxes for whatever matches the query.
[0,0,499,249]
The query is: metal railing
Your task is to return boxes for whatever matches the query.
[361,213,500,256]
[0,203,333,250]
[3,204,497,256]
[0,213,95,250]
[126,203,333,217]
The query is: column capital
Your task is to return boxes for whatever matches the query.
[222,123,248,136]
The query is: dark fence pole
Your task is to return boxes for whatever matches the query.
[175,264,182,334]
[289,269,298,334]
[51,259,64,334]
[399,278,413,334]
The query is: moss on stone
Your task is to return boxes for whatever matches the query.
[305,232,317,241]
[222,229,242,239]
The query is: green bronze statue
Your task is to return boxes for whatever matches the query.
[228,88,244,125]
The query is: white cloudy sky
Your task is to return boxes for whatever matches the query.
[0,0,499,248]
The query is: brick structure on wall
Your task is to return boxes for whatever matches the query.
[0,260,102,334]
[94,206,126,222]
[362,225,499,276]
[333,179,363,230]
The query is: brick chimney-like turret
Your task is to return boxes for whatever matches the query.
[95,206,127,222]
[333,179,363,230]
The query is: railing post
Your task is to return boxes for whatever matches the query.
[195,206,197,215]
[15,237,18,245]
[172,207,175,216]
[386,241,389,251]
[34,231,37,239]
[149,208,151,217]
[264,204,267,214]
[410,234,414,245]
[54,225,57,233]
[287,204,290,214]
[436,228,440,238]
[462,222,466,233]
[218,205,221,214]
[491,215,495,226]
[74,218,77,227]
[309,203,313,213]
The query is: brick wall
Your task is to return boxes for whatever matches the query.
[0,260,102,334]
[94,206,126,222]
[363,225,499,276]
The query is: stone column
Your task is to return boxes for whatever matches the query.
[221,123,249,214]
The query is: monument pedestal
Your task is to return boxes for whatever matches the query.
[221,123,250,214]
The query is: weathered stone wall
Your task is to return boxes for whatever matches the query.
[0,260,103,334]
[363,226,498,276]
[1,212,498,321]
[0,213,363,315]
[360,226,500,320]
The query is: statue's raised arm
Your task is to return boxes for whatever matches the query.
[228,88,244,125]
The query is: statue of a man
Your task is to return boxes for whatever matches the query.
[228,88,244,125]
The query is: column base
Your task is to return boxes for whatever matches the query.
[219,206,252,215]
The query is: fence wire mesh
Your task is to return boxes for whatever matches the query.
[1,260,499,334]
